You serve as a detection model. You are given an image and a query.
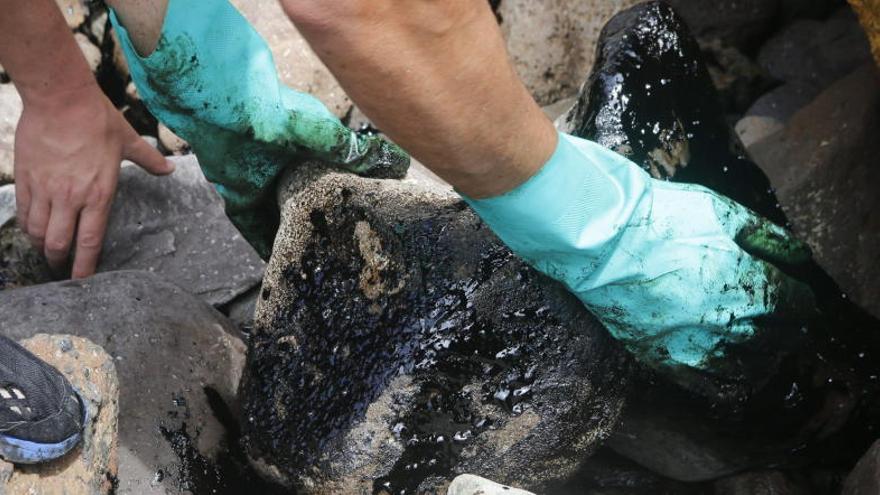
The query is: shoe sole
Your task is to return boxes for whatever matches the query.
[0,392,89,465]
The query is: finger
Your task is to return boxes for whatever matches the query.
[43,200,79,274]
[25,195,51,251]
[289,109,409,179]
[70,202,110,279]
[124,132,175,176]
[14,180,31,230]
[735,215,812,267]
[762,261,817,321]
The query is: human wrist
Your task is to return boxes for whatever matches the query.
[18,77,103,114]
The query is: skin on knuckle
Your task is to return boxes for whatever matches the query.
[45,237,71,254]
[78,230,104,250]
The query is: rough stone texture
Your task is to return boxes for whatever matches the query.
[745,81,822,123]
[735,115,785,148]
[747,7,873,123]
[0,154,265,305]
[758,8,871,88]
[750,64,880,317]
[104,155,265,306]
[666,0,780,51]
[0,84,21,185]
[714,470,806,495]
[0,335,119,495]
[229,0,352,117]
[606,407,755,482]
[560,3,880,484]
[0,185,51,291]
[55,0,88,29]
[241,166,630,494]
[447,474,536,495]
[842,440,880,495]
[850,0,880,67]
[498,0,643,105]
[0,271,247,494]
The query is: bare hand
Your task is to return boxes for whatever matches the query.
[14,85,174,278]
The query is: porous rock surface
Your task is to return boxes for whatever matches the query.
[0,334,118,495]
[0,271,247,494]
[240,166,630,493]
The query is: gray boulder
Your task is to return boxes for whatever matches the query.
[0,154,266,307]
[665,0,780,51]
[101,155,265,307]
[757,8,871,90]
[750,64,880,318]
[745,7,873,125]
[240,167,630,493]
[843,440,880,495]
[0,271,249,494]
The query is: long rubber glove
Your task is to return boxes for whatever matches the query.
[110,0,409,258]
[466,132,815,377]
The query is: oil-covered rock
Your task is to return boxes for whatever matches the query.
[240,168,631,493]
[562,1,880,483]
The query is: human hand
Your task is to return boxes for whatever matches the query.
[466,133,816,379]
[14,84,174,278]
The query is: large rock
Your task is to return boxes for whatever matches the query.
[0,84,21,185]
[558,1,787,226]
[241,167,630,493]
[0,271,250,494]
[0,335,119,495]
[561,1,880,483]
[0,155,266,307]
[229,0,352,117]
[665,0,780,51]
[745,7,873,125]
[749,65,880,318]
[498,0,643,105]
[714,470,806,495]
[757,8,872,90]
[842,440,880,495]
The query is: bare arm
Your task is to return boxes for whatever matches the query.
[280,0,557,199]
[0,0,172,278]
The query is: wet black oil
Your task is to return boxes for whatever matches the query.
[567,0,880,480]
[159,387,291,494]
[240,185,628,493]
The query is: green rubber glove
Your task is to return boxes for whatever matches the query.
[465,132,815,379]
[110,0,409,258]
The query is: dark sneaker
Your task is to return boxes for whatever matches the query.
[0,335,85,464]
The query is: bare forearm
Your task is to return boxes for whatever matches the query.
[0,0,97,105]
[282,0,557,198]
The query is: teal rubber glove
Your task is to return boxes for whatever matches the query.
[465,132,814,377]
[110,0,409,258]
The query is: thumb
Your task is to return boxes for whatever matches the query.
[735,216,813,267]
[124,134,175,176]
